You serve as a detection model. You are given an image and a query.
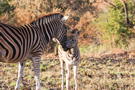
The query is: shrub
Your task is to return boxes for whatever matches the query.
[0,0,15,24]
[75,12,101,45]
[96,0,135,48]
[0,0,15,16]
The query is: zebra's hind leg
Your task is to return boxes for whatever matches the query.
[15,61,26,90]
[32,56,41,90]
[73,65,78,90]
[60,59,64,90]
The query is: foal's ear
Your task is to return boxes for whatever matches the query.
[61,13,69,23]
[72,29,80,36]
[68,29,77,34]
[76,30,80,36]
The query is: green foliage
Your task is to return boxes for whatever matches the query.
[9,82,16,87]
[96,0,135,47]
[0,0,15,16]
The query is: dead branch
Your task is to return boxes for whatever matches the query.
[103,0,116,8]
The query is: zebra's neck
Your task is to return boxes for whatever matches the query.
[31,21,54,42]
[30,23,53,51]
[30,13,68,51]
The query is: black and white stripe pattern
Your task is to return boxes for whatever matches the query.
[0,13,69,90]
[58,29,80,90]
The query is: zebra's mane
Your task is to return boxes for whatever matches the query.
[30,13,64,24]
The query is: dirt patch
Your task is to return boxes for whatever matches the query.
[1,52,135,89]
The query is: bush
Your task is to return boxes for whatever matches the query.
[0,0,15,16]
[96,0,135,48]
[0,0,15,24]
[75,12,101,45]
[8,0,94,26]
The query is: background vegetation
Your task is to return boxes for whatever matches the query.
[1,0,135,90]
[1,0,134,55]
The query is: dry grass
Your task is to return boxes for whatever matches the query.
[0,53,135,90]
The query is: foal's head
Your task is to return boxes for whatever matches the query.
[66,29,80,48]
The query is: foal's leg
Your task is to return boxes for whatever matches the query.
[15,61,26,90]
[32,56,41,90]
[66,63,70,90]
[60,59,64,90]
[73,65,78,90]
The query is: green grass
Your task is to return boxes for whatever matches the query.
[79,44,111,56]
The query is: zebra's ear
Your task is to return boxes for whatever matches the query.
[74,30,80,37]
[69,29,79,35]
[77,31,80,36]
[61,13,69,23]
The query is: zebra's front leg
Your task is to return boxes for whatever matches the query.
[15,61,26,90]
[66,63,70,90]
[32,56,41,90]
[73,65,78,90]
[60,59,64,90]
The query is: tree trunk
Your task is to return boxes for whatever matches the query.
[122,0,130,24]
[120,0,135,28]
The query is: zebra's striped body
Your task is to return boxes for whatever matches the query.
[58,29,80,90]
[0,13,70,90]
[0,23,39,63]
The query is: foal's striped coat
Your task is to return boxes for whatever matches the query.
[0,13,69,90]
[58,29,80,90]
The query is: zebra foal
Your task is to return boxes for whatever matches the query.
[0,13,71,90]
[58,29,80,90]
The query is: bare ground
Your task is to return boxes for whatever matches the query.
[0,52,135,90]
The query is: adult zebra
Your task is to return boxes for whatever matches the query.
[0,13,70,90]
